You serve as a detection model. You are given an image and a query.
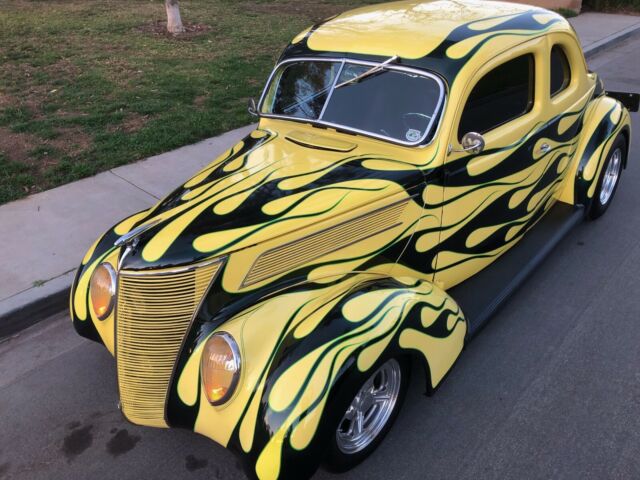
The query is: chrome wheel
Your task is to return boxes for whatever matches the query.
[600,148,622,205]
[336,359,402,454]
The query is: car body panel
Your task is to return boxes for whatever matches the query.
[432,33,595,288]
[177,274,465,480]
[558,95,632,207]
[303,0,538,60]
[285,1,569,88]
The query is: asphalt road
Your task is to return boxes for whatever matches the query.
[1,35,639,480]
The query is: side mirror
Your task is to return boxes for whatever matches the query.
[248,98,259,117]
[449,131,485,155]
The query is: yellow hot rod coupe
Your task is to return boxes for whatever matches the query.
[71,1,638,478]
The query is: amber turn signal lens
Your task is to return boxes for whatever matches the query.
[89,263,116,320]
[201,333,241,405]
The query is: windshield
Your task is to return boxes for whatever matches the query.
[260,59,445,145]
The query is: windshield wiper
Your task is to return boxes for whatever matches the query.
[334,55,399,89]
[282,84,333,115]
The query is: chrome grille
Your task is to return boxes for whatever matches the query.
[116,260,222,427]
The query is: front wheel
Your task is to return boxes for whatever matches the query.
[589,134,626,219]
[324,357,410,472]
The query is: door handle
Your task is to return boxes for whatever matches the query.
[539,143,551,154]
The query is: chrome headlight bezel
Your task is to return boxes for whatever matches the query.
[201,331,242,406]
[89,262,117,321]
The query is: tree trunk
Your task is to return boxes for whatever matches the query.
[165,0,185,34]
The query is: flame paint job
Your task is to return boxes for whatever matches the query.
[69,1,632,479]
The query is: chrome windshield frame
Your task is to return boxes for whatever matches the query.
[257,57,447,148]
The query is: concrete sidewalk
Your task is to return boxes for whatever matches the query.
[1,11,639,336]
[572,12,640,55]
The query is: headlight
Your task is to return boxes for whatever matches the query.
[89,263,116,320]
[201,332,241,405]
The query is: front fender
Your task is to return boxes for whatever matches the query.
[70,209,152,352]
[559,96,631,209]
[176,273,466,480]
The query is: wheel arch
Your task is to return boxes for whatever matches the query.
[191,273,466,480]
[620,124,631,169]
[559,96,631,209]
[244,275,466,480]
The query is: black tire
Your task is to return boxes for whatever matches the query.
[323,356,410,473]
[589,134,626,220]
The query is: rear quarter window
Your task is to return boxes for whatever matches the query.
[550,45,571,97]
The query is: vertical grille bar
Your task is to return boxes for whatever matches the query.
[116,260,222,427]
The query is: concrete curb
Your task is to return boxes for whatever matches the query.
[1,24,639,339]
[0,271,74,338]
[582,22,640,57]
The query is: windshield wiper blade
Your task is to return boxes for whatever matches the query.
[334,55,399,89]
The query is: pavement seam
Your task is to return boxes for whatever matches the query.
[0,268,75,304]
[108,169,161,200]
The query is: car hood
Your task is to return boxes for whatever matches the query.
[115,127,425,270]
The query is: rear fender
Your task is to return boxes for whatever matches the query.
[181,273,466,480]
[559,96,631,209]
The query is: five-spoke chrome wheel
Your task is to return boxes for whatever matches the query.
[336,359,402,454]
[599,147,622,205]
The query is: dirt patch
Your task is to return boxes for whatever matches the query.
[3,60,79,114]
[48,126,92,157]
[107,113,149,134]
[10,62,38,80]
[0,125,90,166]
[2,84,51,122]
[137,20,213,39]
[0,127,35,164]
[55,110,89,120]
[120,114,149,133]
[193,95,208,107]
[42,58,80,78]
[0,92,15,109]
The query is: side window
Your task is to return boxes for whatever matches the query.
[550,45,571,97]
[458,54,535,140]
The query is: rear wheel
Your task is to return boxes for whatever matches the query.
[589,134,626,219]
[324,357,410,472]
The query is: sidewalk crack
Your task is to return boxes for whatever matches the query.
[0,268,76,303]
[108,170,160,200]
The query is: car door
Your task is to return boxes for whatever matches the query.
[543,31,594,196]
[433,37,559,290]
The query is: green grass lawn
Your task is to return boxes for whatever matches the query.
[0,0,385,204]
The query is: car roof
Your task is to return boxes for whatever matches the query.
[281,0,573,83]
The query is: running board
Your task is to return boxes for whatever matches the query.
[449,202,585,339]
